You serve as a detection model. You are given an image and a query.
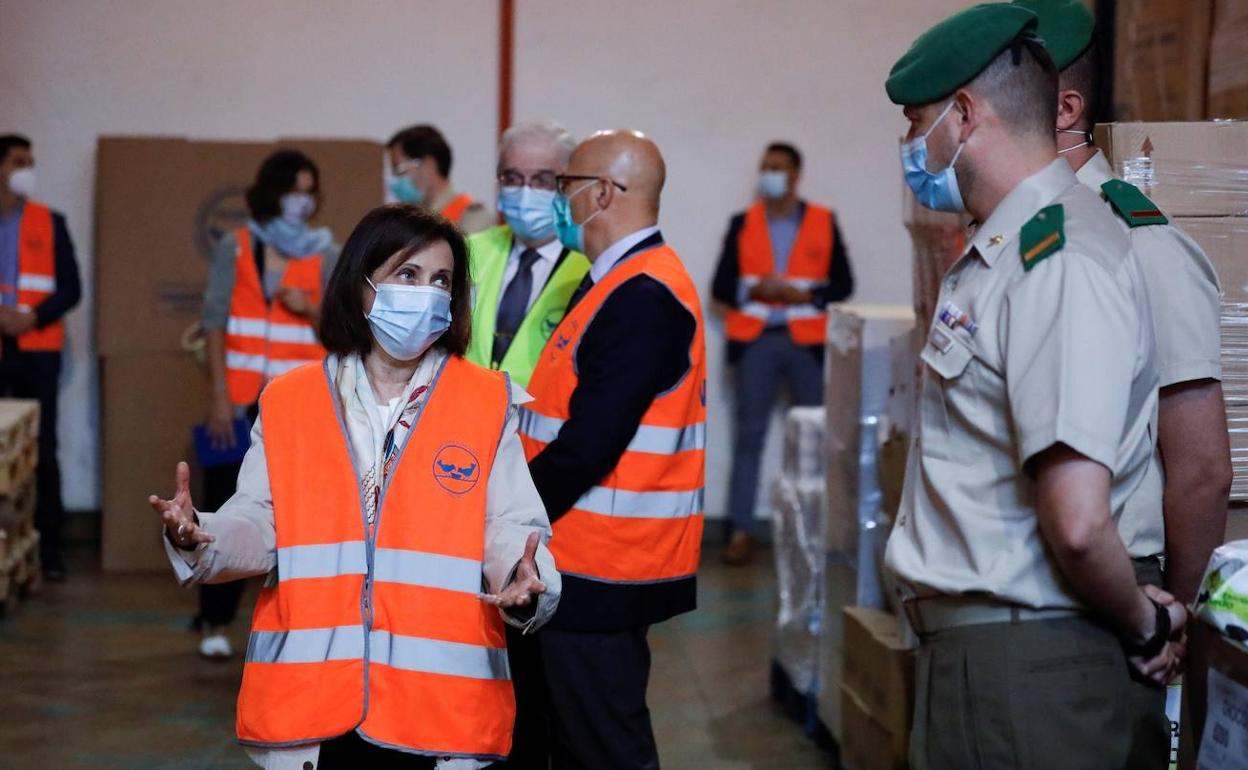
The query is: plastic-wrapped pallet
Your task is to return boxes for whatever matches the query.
[1096,121,1248,500]
[782,406,826,483]
[818,305,916,742]
[772,475,826,696]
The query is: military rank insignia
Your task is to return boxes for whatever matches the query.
[1020,204,1066,272]
[1100,179,1169,228]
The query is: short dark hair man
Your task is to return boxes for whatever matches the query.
[0,133,82,580]
[385,124,492,233]
[710,140,854,564]
[883,6,1184,768]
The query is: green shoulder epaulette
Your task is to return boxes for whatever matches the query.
[1020,204,1065,272]
[1101,178,1168,227]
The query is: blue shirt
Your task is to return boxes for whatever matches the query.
[764,209,802,327]
[0,201,23,307]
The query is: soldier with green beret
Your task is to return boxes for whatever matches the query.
[1016,0,1230,610]
[882,5,1184,769]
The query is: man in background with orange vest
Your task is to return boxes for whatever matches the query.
[520,129,706,770]
[0,134,82,581]
[386,123,494,233]
[711,141,854,565]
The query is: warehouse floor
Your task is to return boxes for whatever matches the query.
[0,543,835,770]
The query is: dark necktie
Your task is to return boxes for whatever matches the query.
[493,248,542,365]
[566,274,594,314]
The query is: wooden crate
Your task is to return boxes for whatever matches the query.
[0,529,40,619]
[0,440,37,497]
[0,479,36,539]
[0,400,39,458]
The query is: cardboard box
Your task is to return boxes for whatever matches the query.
[1208,1,1248,118]
[840,684,907,770]
[842,606,915,753]
[1094,122,1248,217]
[1113,0,1213,121]
[101,352,210,572]
[1178,620,1248,769]
[95,136,383,356]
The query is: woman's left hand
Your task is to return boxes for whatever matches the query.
[480,532,547,609]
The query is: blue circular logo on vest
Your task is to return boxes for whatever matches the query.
[433,444,482,496]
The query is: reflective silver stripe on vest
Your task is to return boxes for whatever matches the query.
[228,317,319,345]
[226,351,268,373]
[227,316,268,339]
[373,549,483,594]
[277,541,368,580]
[518,408,561,444]
[266,359,317,376]
[629,423,706,454]
[246,624,366,663]
[574,486,703,519]
[369,630,510,680]
[520,410,704,456]
[17,274,56,292]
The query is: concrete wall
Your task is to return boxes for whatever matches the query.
[0,0,965,517]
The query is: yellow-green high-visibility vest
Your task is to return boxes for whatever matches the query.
[466,225,590,388]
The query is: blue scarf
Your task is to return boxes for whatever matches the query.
[248,217,333,258]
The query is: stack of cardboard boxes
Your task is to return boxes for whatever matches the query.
[1114,0,1248,121]
[1096,121,1248,507]
[838,607,915,770]
[95,137,381,571]
[0,399,41,616]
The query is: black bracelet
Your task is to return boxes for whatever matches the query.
[1123,599,1171,659]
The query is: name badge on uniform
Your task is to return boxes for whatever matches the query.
[938,300,978,335]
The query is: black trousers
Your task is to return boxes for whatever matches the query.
[196,449,247,628]
[318,731,438,770]
[540,626,659,770]
[502,625,552,769]
[0,349,64,568]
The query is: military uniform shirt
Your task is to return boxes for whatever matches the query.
[885,159,1161,610]
[1077,148,1223,559]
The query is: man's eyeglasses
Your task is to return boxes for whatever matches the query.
[554,174,628,197]
[497,170,559,191]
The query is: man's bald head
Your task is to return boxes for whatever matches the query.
[562,129,666,259]
[571,129,666,203]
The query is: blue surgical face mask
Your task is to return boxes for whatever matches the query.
[552,181,603,253]
[498,185,557,242]
[365,279,452,361]
[900,101,967,213]
[280,192,316,225]
[758,170,789,200]
[388,175,424,205]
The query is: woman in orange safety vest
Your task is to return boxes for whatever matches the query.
[193,150,339,662]
[152,205,559,770]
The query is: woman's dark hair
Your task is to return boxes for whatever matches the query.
[319,204,472,358]
[245,149,320,223]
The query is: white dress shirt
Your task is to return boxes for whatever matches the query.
[589,226,661,283]
[497,236,564,313]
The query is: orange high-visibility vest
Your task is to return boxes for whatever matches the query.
[14,201,63,351]
[520,243,707,584]
[237,356,515,759]
[725,202,835,346]
[223,228,325,406]
[441,194,474,224]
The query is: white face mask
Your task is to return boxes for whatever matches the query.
[365,278,453,361]
[7,168,35,198]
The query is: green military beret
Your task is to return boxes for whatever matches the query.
[886,3,1041,106]
[1014,0,1095,70]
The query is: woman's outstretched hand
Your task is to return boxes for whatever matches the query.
[149,461,215,549]
[480,532,547,610]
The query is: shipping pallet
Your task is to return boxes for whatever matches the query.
[769,660,840,761]
[0,440,37,497]
[0,478,36,539]
[0,529,41,618]
[0,400,39,459]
